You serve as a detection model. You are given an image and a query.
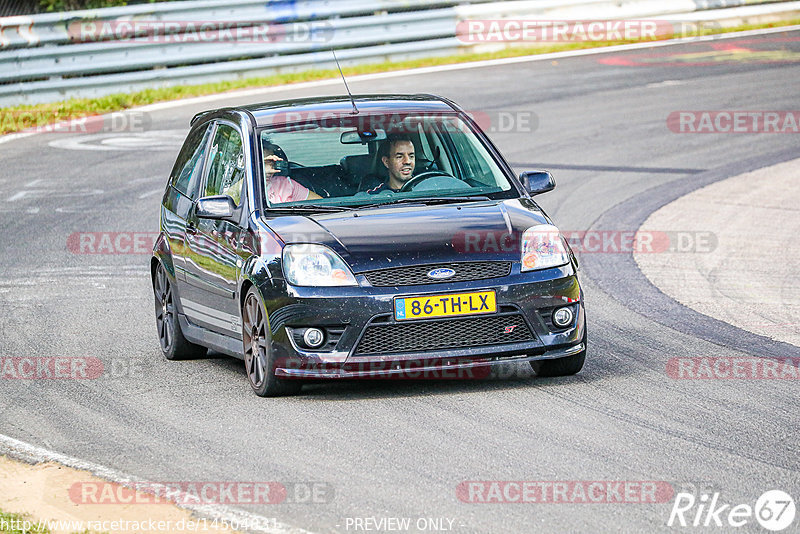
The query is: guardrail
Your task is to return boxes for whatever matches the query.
[1,0,798,106]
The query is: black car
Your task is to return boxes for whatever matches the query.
[152,94,586,396]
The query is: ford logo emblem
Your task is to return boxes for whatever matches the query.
[427,268,456,280]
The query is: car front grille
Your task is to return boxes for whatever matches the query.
[353,312,534,356]
[363,262,512,287]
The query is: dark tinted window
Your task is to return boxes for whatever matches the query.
[170,124,211,199]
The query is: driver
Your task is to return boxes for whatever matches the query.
[367,134,415,194]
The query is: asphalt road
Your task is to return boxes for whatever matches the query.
[1,30,799,533]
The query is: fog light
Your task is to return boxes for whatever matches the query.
[303,328,325,348]
[552,307,574,328]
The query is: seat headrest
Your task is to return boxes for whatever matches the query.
[340,154,374,177]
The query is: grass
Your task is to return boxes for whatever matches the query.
[0,508,109,534]
[0,510,49,534]
[1,17,799,135]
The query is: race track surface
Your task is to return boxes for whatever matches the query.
[1,30,798,533]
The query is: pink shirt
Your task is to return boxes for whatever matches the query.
[267,175,310,204]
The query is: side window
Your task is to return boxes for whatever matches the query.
[442,121,493,184]
[205,123,246,206]
[171,124,211,200]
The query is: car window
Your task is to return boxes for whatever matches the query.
[205,123,246,206]
[441,120,496,186]
[257,113,516,207]
[268,130,367,167]
[170,124,211,200]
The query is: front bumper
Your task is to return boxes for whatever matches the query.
[275,342,585,379]
[263,263,585,378]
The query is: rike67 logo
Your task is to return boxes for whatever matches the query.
[668,490,795,531]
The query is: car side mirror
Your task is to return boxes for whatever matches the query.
[519,170,556,196]
[196,195,237,221]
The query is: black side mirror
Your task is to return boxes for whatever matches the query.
[196,195,237,221]
[519,170,556,196]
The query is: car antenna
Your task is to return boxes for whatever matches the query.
[332,48,358,115]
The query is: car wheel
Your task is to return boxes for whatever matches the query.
[531,329,587,377]
[154,263,207,360]
[242,287,301,397]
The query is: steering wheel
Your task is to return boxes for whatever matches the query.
[399,171,456,192]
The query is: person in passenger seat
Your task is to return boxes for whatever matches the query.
[263,142,322,204]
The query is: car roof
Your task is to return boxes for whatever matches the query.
[193,94,461,127]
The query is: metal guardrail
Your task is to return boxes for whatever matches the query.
[0,0,798,106]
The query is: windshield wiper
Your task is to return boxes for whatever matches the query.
[355,196,491,209]
[265,196,491,213]
[264,204,357,213]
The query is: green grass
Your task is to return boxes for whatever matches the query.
[1,17,799,135]
[0,510,49,534]
[0,508,108,534]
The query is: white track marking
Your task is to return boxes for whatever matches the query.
[0,207,39,213]
[8,189,103,202]
[48,130,185,151]
[7,191,28,202]
[646,80,686,88]
[0,132,35,145]
[0,433,316,534]
[129,176,163,184]
[138,188,163,199]
[55,206,95,213]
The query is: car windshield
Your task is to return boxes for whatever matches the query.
[257,112,518,208]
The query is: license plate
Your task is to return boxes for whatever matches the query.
[394,290,497,321]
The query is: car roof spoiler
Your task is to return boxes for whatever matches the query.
[190,110,214,126]
[191,107,257,127]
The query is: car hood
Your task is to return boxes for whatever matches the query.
[264,199,550,272]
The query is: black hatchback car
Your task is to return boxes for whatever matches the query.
[152,94,586,396]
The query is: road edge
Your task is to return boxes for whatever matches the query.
[0,433,316,534]
[581,147,800,359]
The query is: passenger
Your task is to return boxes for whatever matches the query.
[263,142,322,203]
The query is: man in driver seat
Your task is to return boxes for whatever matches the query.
[367,134,415,194]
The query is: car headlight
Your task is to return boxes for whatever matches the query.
[521,224,569,272]
[282,244,358,286]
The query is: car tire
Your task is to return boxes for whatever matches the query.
[153,263,207,361]
[531,329,587,377]
[242,287,302,397]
